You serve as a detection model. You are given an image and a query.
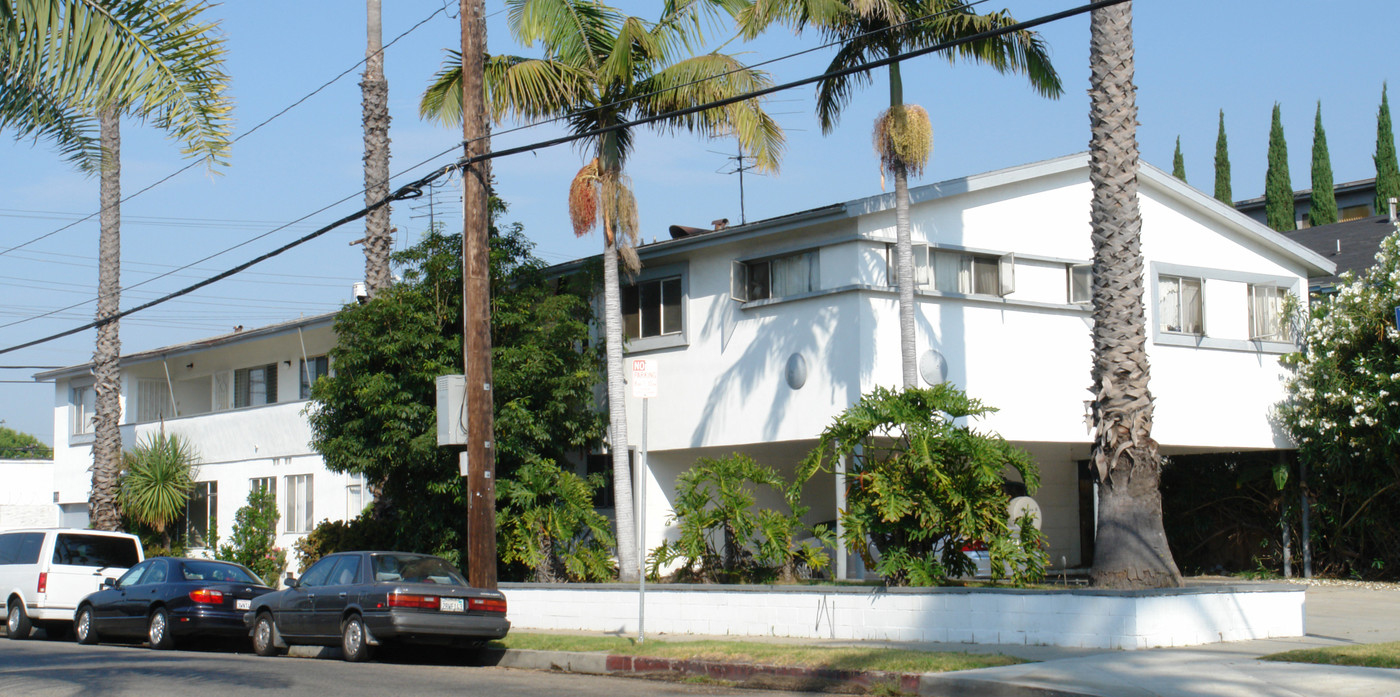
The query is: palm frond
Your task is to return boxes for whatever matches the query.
[508,0,620,72]
[903,6,1062,98]
[813,38,878,134]
[0,69,99,171]
[2,0,232,166]
[637,53,786,172]
[422,52,594,126]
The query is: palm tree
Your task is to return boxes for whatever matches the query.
[0,0,232,531]
[1085,0,1181,589]
[421,0,784,581]
[741,0,1060,387]
[362,0,393,295]
[121,431,199,552]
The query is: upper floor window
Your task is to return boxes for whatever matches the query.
[1158,275,1203,335]
[932,250,1015,296]
[731,250,820,302]
[622,276,682,340]
[884,244,929,287]
[300,355,330,400]
[70,384,96,436]
[234,364,277,408]
[136,378,175,423]
[1068,264,1092,304]
[1249,284,1291,341]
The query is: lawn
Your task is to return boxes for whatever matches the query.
[490,632,1027,674]
[1262,642,1400,669]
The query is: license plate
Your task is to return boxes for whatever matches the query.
[439,597,464,613]
[236,599,251,611]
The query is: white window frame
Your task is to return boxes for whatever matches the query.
[285,474,313,534]
[1248,283,1291,341]
[299,355,330,400]
[346,472,372,518]
[884,243,930,288]
[1158,274,1205,336]
[931,249,1016,297]
[186,481,218,549]
[622,276,683,339]
[730,250,821,302]
[234,364,278,408]
[70,383,96,436]
[136,378,175,423]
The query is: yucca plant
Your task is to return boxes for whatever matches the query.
[121,432,199,553]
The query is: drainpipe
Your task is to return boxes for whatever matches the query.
[296,327,311,399]
[161,357,179,419]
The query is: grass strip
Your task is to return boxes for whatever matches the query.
[1262,642,1400,669]
[491,632,1026,674]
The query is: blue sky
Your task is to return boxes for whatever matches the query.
[2,0,1397,443]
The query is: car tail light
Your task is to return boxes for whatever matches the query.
[387,592,439,609]
[961,540,987,553]
[37,572,47,594]
[469,597,507,614]
[189,589,225,604]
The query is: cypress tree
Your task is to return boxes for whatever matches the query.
[1214,110,1232,204]
[1376,83,1400,216]
[1309,101,1337,227]
[1265,103,1295,232]
[1172,136,1186,181]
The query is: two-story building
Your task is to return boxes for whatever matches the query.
[35,313,371,553]
[35,153,1333,574]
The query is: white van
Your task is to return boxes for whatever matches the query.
[1,528,143,639]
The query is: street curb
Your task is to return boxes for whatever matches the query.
[918,675,1105,697]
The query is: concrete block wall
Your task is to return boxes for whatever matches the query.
[500,583,1304,650]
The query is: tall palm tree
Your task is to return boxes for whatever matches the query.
[362,0,393,295]
[741,0,1059,387]
[1085,0,1181,589]
[421,0,784,581]
[0,0,232,531]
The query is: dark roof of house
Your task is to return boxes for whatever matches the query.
[1282,215,1398,287]
[1235,177,1377,211]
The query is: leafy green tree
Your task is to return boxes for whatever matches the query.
[0,426,51,459]
[1086,1,1181,589]
[1214,110,1232,204]
[308,219,605,572]
[120,432,198,552]
[1279,232,1400,580]
[1310,101,1338,227]
[420,0,785,582]
[739,0,1059,390]
[650,453,830,584]
[1172,136,1186,181]
[216,489,285,585]
[805,385,1045,586]
[497,460,615,582]
[1265,103,1295,232]
[1376,83,1400,216]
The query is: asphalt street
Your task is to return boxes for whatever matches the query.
[0,636,821,697]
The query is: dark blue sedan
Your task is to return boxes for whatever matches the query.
[245,551,509,662]
[74,557,274,649]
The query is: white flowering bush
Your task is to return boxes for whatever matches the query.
[1278,229,1400,579]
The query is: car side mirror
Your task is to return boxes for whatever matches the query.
[284,574,298,589]
[102,577,116,589]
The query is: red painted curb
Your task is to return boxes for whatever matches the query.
[606,653,919,691]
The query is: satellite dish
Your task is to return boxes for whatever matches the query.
[1008,496,1041,532]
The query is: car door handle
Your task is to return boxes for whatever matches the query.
[338,593,347,598]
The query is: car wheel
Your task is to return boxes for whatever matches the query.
[252,613,282,657]
[340,614,372,662]
[75,607,99,645]
[147,608,175,650]
[6,601,31,640]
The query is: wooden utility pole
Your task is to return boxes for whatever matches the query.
[460,0,496,589]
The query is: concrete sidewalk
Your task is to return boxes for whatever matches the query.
[496,581,1400,696]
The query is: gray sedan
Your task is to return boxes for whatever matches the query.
[244,551,509,662]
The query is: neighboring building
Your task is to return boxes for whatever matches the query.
[33,153,1334,576]
[34,313,370,554]
[1235,177,1380,230]
[1282,213,1400,292]
[0,458,57,529]
[558,153,1333,573]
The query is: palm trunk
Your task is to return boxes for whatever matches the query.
[603,239,638,582]
[362,0,393,295]
[889,60,918,388]
[91,108,123,532]
[1086,0,1181,589]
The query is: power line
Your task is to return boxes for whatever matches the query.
[0,3,449,259]
[0,0,1113,356]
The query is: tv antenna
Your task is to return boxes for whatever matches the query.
[713,141,762,225]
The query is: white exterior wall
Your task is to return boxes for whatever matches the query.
[0,459,59,529]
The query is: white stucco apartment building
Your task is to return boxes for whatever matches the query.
[27,153,1333,572]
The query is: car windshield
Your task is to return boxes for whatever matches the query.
[181,560,263,585]
[370,554,467,586]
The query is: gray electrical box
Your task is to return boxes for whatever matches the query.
[436,375,468,446]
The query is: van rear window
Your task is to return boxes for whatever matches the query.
[52,534,140,569]
[0,533,43,565]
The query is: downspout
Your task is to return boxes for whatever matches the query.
[161,357,179,419]
[296,327,312,399]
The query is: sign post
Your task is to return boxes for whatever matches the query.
[630,358,657,643]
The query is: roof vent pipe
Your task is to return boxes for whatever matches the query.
[1389,197,1398,224]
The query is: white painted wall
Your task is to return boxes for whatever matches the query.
[0,459,58,530]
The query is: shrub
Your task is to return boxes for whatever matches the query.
[650,453,831,584]
[806,384,1046,586]
[497,460,615,582]
[216,489,286,585]
[292,514,393,572]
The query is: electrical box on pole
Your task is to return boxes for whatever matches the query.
[436,375,469,447]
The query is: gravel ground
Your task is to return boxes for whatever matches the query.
[1279,577,1400,591]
